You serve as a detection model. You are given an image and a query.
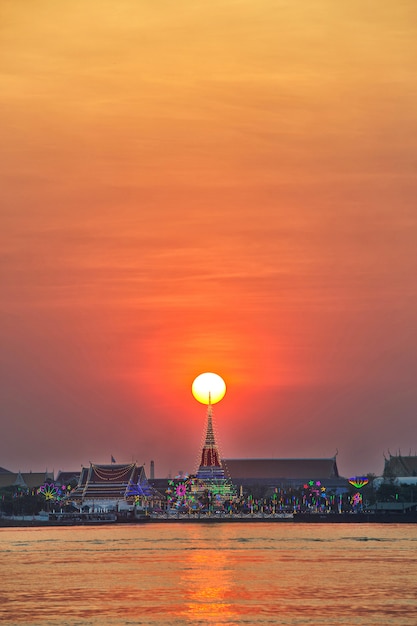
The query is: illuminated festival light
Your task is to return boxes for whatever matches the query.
[348,477,369,489]
[176,484,187,498]
[38,483,60,501]
[351,492,363,507]
[166,475,235,511]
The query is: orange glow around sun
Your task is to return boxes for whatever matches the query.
[191,373,226,405]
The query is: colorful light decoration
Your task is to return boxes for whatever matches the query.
[166,475,235,511]
[175,484,187,498]
[158,480,376,515]
[351,492,363,507]
[125,478,153,499]
[348,477,369,489]
[167,477,201,509]
[299,480,331,512]
[36,482,73,502]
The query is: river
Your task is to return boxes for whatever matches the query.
[1,522,416,625]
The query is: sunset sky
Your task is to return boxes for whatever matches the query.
[1,0,417,479]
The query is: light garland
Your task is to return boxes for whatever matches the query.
[92,464,135,481]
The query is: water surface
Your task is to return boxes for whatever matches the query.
[1,522,416,625]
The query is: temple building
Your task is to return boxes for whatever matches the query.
[55,470,81,488]
[196,403,226,480]
[194,402,235,500]
[68,462,155,512]
[222,456,346,492]
[383,453,417,484]
[0,468,54,491]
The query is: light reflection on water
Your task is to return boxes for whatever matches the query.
[178,530,238,624]
[0,523,416,625]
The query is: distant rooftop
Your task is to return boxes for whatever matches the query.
[384,454,417,478]
[0,471,54,489]
[222,457,340,481]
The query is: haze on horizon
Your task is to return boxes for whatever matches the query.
[1,1,417,479]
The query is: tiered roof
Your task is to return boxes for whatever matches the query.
[0,470,54,490]
[196,404,225,480]
[384,454,417,478]
[69,463,152,501]
[55,470,80,486]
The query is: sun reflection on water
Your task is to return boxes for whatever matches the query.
[177,533,239,625]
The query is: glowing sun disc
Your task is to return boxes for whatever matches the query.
[192,372,226,405]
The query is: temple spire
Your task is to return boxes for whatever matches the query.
[196,402,225,479]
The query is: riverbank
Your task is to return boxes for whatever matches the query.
[2,511,417,526]
[147,512,417,524]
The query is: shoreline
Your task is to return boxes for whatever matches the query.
[1,512,417,527]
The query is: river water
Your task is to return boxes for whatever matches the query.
[1,522,416,625]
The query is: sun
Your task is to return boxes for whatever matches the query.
[191,372,226,405]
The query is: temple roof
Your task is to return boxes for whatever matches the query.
[69,463,153,501]
[55,470,81,485]
[196,404,225,479]
[0,471,54,489]
[384,455,417,478]
[222,458,340,480]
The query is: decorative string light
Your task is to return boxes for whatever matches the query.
[92,463,135,481]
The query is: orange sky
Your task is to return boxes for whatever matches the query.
[1,0,417,478]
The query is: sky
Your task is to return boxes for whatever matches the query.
[1,0,417,479]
